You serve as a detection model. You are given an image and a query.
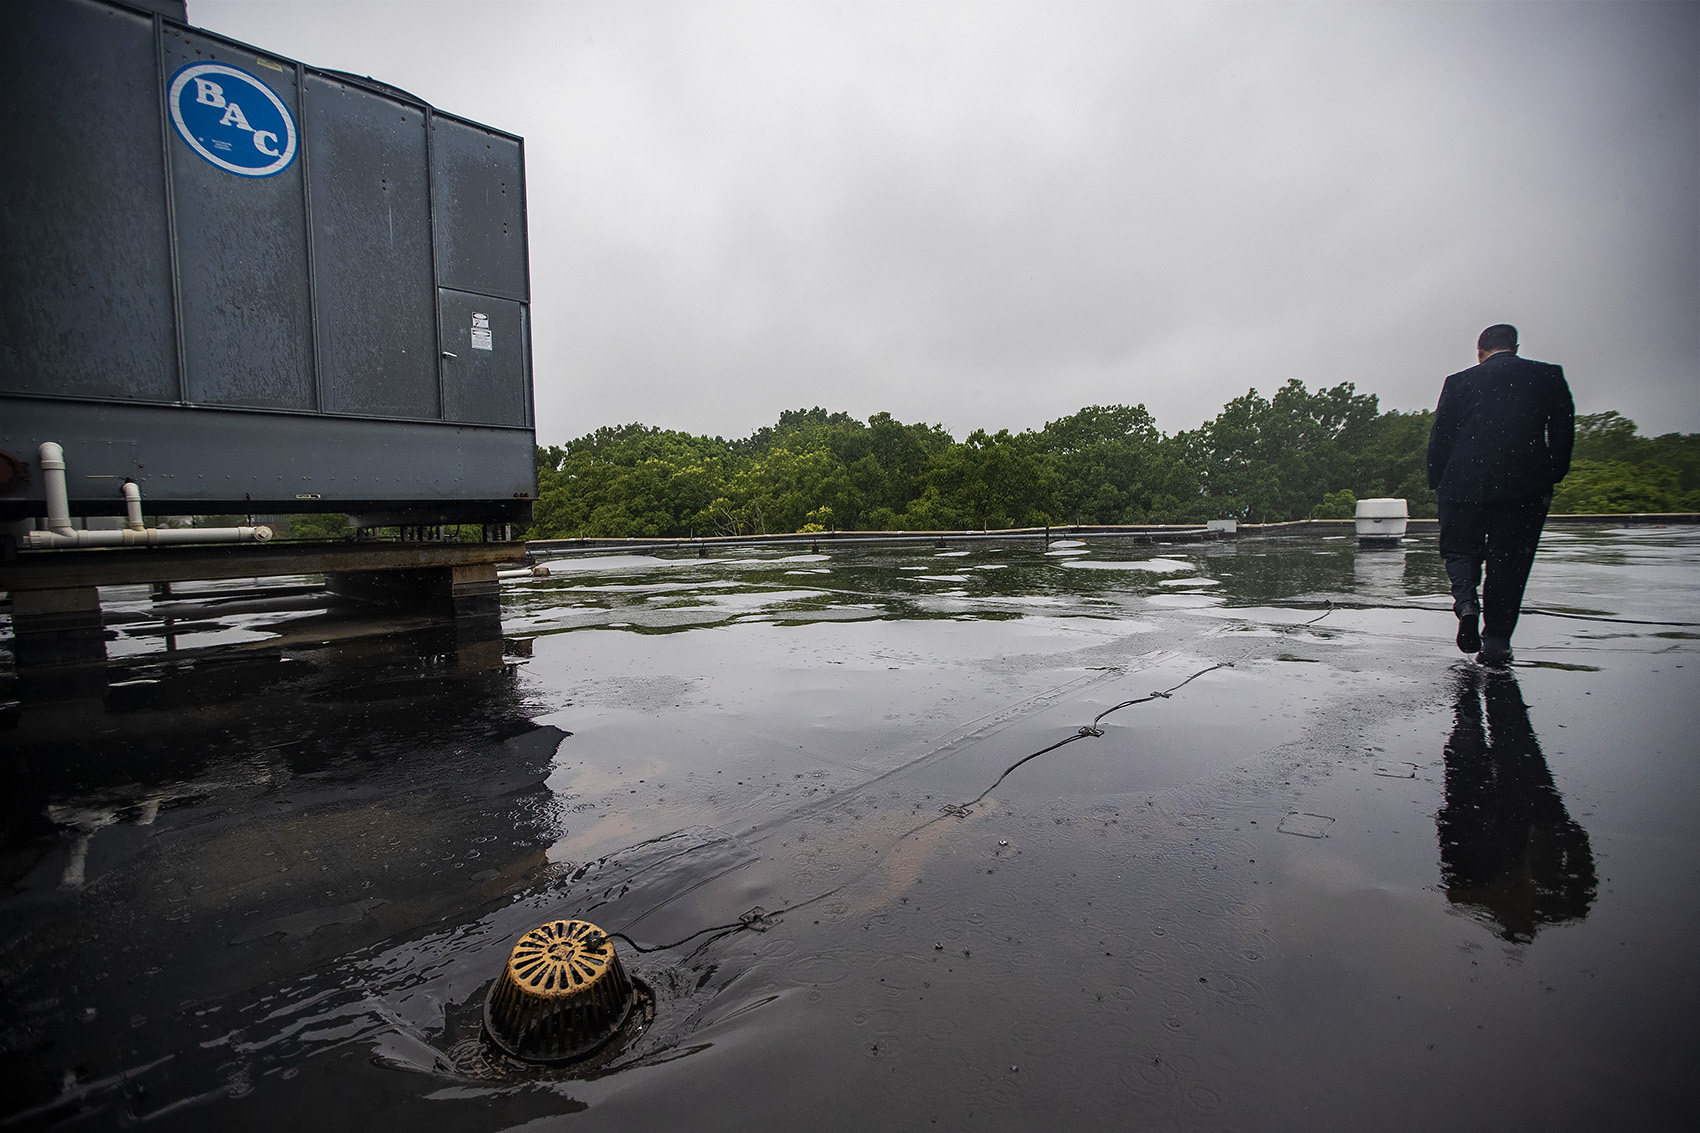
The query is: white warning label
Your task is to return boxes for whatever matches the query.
[470,311,493,351]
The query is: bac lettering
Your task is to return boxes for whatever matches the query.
[218,101,253,131]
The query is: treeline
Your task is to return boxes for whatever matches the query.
[1553,411,1700,515]
[527,382,1700,538]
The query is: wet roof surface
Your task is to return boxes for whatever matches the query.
[2,527,1697,1130]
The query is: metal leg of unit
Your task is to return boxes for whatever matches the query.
[325,562,501,623]
[8,586,110,696]
[325,563,505,670]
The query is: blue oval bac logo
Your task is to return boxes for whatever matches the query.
[168,63,297,177]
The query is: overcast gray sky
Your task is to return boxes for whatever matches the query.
[196,0,1699,444]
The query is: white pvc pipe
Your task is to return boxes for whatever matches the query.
[39,441,74,535]
[497,565,550,579]
[23,442,272,549]
[123,480,145,531]
[26,526,275,548]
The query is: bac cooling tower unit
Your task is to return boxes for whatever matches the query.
[1,0,537,529]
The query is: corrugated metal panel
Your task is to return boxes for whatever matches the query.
[0,0,179,401]
[164,27,316,410]
[305,73,439,419]
[430,117,528,301]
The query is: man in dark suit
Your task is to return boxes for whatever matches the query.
[1426,324,1574,665]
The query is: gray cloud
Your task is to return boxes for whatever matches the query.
[197,0,1699,441]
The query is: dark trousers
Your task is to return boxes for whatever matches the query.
[1437,495,1550,641]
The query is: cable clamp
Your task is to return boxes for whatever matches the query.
[940,803,973,818]
[739,906,775,932]
[1078,725,1105,737]
[1150,690,1172,699]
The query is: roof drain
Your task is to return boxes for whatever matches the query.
[483,919,651,1066]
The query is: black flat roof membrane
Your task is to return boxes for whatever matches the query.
[3,526,1695,1130]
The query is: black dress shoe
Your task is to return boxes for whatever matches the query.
[1455,605,1480,654]
[1476,636,1513,667]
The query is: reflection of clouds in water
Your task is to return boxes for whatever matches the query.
[504,582,848,634]
[541,581,743,599]
[1159,577,1221,587]
[542,554,715,574]
[1186,606,1340,627]
[1437,668,1596,943]
[1146,592,1226,608]
[691,588,832,611]
[109,625,277,658]
[1352,549,1408,596]
[1060,557,1194,573]
[101,582,301,658]
[557,673,702,714]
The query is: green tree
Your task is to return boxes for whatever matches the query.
[1312,489,1357,520]
[521,397,1693,538]
[526,424,732,538]
[287,512,351,540]
[1572,411,1643,464]
[906,428,1055,530]
[718,446,851,534]
[1033,404,1203,524]
[1350,408,1437,517]
[1552,460,1699,514]
[1570,412,1700,497]
[1184,379,1379,522]
[1551,412,1700,513]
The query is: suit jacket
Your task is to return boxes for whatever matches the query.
[1426,351,1574,503]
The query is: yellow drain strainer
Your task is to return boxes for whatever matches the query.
[483,919,637,1064]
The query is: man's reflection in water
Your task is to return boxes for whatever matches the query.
[1437,667,1597,942]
